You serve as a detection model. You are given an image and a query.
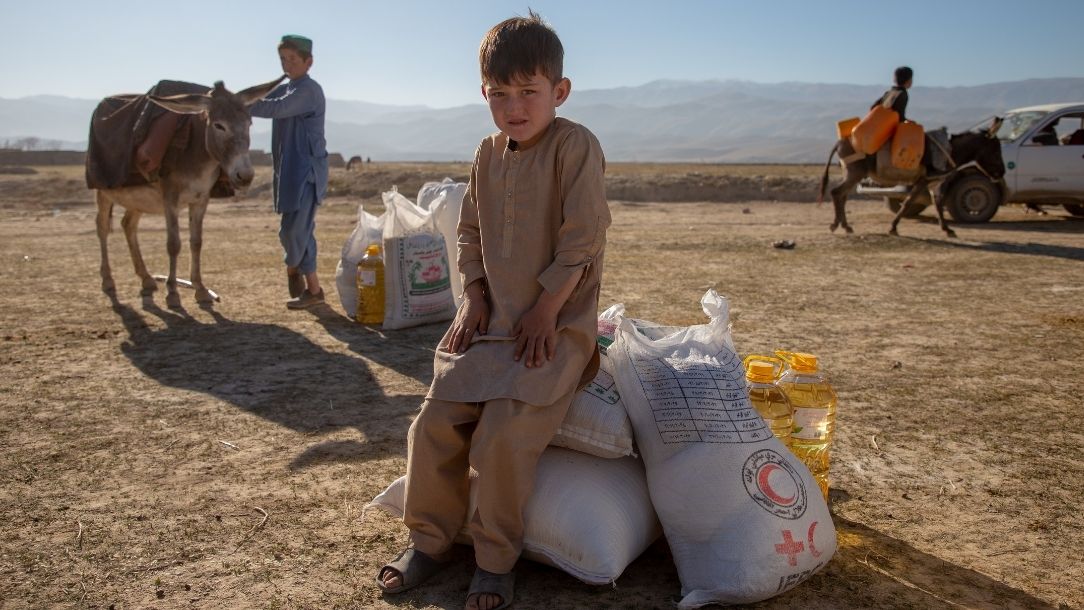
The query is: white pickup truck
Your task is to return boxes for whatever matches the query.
[858,102,1084,222]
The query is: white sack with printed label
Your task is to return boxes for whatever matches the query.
[417,179,468,306]
[609,289,836,607]
[365,447,661,585]
[551,349,635,458]
[381,188,457,330]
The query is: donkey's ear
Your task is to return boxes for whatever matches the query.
[987,117,1004,138]
[237,75,288,107]
[149,92,211,115]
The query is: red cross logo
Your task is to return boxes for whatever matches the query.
[774,529,805,566]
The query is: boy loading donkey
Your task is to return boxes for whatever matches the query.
[376,11,611,610]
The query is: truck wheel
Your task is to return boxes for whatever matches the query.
[946,175,1001,223]
[886,190,930,218]
[1064,203,1084,217]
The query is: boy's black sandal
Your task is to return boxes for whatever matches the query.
[466,567,515,610]
[376,548,450,594]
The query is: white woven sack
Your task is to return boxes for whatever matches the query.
[609,289,836,607]
[365,447,661,585]
[334,204,385,318]
[381,189,457,330]
[417,178,467,211]
[418,179,468,307]
[551,350,635,458]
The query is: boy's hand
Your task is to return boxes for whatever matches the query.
[447,280,489,353]
[513,267,585,368]
[513,302,559,368]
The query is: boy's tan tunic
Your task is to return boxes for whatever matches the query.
[428,117,610,406]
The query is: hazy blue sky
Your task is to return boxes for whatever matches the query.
[5,0,1082,106]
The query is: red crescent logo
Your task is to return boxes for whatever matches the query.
[758,464,797,506]
[807,521,823,558]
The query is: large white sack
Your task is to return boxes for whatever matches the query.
[609,289,836,607]
[417,177,468,211]
[334,204,385,318]
[419,179,468,307]
[365,447,661,585]
[551,350,635,458]
[381,188,457,330]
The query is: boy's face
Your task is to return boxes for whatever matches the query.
[482,70,570,149]
[279,48,312,80]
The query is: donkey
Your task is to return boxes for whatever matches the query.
[94,77,284,308]
[818,119,1005,238]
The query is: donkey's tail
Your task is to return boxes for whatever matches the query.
[817,141,840,206]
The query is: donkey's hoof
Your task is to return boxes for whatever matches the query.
[166,292,182,309]
[844,225,854,234]
[888,228,898,236]
[829,223,838,233]
[140,277,158,295]
[101,278,116,294]
[195,288,215,304]
[946,230,957,239]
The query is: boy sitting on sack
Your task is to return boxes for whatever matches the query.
[377,10,611,610]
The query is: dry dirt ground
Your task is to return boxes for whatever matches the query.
[1,165,1082,609]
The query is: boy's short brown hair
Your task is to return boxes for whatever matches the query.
[479,10,563,86]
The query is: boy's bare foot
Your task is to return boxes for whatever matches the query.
[377,548,451,592]
[465,591,505,610]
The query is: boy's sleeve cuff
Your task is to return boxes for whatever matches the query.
[460,260,487,289]
[537,252,593,295]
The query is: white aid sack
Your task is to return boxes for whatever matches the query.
[609,289,836,607]
[334,204,385,318]
[365,447,661,585]
[417,177,468,211]
[381,188,457,330]
[417,178,468,306]
[551,350,635,458]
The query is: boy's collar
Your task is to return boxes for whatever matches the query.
[505,118,558,152]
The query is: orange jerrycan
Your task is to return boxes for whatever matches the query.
[891,121,925,170]
[850,105,899,155]
[836,116,861,140]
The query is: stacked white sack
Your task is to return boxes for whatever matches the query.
[608,289,836,607]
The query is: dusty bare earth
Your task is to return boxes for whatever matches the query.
[1,165,1082,610]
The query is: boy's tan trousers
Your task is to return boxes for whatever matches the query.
[403,390,575,573]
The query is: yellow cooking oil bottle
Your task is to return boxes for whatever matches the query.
[775,350,837,499]
[356,243,385,325]
[742,355,792,447]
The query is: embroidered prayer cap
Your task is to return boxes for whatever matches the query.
[280,35,313,54]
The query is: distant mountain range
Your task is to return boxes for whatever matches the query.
[3,78,1083,163]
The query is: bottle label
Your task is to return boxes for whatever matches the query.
[358,269,377,286]
[792,408,829,440]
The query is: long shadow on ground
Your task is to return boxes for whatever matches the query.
[901,211,1084,235]
[900,234,1084,262]
[277,305,448,470]
[304,303,447,386]
[377,513,1061,609]
[108,294,421,466]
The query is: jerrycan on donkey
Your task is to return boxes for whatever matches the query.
[850,91,901,155]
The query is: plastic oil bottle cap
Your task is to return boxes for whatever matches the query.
[777,350,819,372]
[747,361,776,382]
[365,244,382,256]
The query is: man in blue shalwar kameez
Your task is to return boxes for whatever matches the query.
[250,34,329,309]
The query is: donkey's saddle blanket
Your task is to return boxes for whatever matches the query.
[85,80,214,191]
